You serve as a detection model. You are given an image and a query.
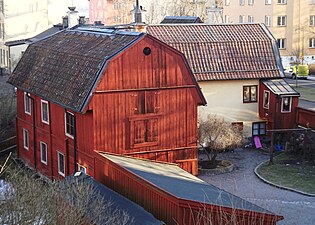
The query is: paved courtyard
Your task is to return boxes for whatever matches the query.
[198,148,315,225]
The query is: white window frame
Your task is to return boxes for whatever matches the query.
[65,111,74,139]
[263,90,270,109]
[240,0,245,6]
[58,151,65,177]
[281,97,292,113]
[248,15,254,23]
[265,16,271,26]
[78,164,87,174]
[239,15,245,23]
[24,92,31,115]
[248,0,254,5]
[41,100,49,124]
[23,128,29,150]
[265,0,272,4]
[310,15,315,26]
[40,141,48,165]
[277,0,287,4]
[225,0,230,6]
[277,16,287,26]
[277,38,286,49]
[309,38,315,48]
[225,15,230,23]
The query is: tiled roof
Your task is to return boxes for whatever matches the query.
[160,16,203,24]
[8,28,144,112]
[262,79,300,96]
[147,24,283,81]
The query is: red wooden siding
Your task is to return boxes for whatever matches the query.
[94,154,281,225]
[259,82,298,131]
[297,108,315,129]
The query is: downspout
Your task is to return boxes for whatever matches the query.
[48,102,53,179]
[73,114,77,173]
[28,93,37,170]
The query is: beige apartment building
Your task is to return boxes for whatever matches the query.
[222,0,315,68]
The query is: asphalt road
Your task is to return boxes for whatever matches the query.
[198,149,315,225]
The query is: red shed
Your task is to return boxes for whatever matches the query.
[259,79,300,132]
[8,27,206,179]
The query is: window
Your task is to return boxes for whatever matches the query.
[239,15,245,23]
[281,97,292,113]
[277,38,286,49]
[243,85,257,103]
[263,90,270,109]
[23,128,29,150]
[265,16,271,26]
[252,122,266,136]
[265,0,272,4]
[133,91,159,115]
[40,142,47,165]
[310,38,315,48]
[131,117,158,148]
[225,0,230,6]
[24,92,31,115]
[65,111,75,138]
[240,0,245,5]
[225,15,230,23]
[78,164,87,174]
[41,100,49,124]
[58,152,65,176]
[310,0,315,5]
[248,16,254,23]
[277,16,286,26]
[310,15,315,26]
[248,0,254,5]
[277,0,287,3]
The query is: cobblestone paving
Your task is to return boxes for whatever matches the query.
[198,148,315,225]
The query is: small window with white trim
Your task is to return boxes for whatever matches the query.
[40,141,48,165]
[263,90,270,109]
[41,100,49,124]
[281,97,292,113]
[24,92,31,115]
[23,128,29,150]
[65,111,75,138]
[78,164,87,174]
[58,152,65,176]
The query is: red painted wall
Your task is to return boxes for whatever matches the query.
[297,108,315,129]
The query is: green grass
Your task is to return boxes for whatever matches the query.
[256,153,315,195]
[294,86,315,101]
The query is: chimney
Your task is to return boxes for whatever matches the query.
[62,16,69,28]
[78,16,86,26]
[131,0,146,32]
[67,6,79,28]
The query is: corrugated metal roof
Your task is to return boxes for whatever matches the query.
[262,79,300,96]
[160,16,203,24]
[100,153,276,215]
[8,28,144,112]
[147,24,283,81]
[63,173,164,225]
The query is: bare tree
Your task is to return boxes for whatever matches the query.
[198,115,244,167]
[0,168,134,225]
[0,90,16,140]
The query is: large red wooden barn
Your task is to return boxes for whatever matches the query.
[8,27,282,224]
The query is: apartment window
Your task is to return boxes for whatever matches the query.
[265,16,271,26]
[243,85,257,103]
[65,111,75,138]
[277,16,286,26]
[239,15,245,23]
[40,142,47,165]
[24,92,31,115]
[41,100,49,124]
[252,122,266,136]
[134,91,159,115]
[248,0,254,5]
[225,0,230,6]
[265,0,272,4]
[23,128,29,150]
[58,152,65,176]
[78,164,87,174]
[281,97,292,113]
[263,90,270,109]
[240,0,245,5]
[310,38,315,48]
[277,0,287,3]
[310,15,315,26]
[225,15,230,23]
[248,16,254,23]
[277,38,286,49]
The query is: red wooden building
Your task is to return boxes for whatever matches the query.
[8,27,206,179]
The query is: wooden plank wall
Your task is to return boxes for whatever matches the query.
[297,107,315,129]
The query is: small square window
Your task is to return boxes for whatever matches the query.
[252,122,266,136]
[243,85,257,103]
[23,128,29,150]
[263,90,270,109]
[40,142,47,165]
[58,152,65,176]
[24,92,31,115]
[65,111,75,138]
[281,97,292,113]
[41,100,49,124]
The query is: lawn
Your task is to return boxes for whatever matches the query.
[256,153,315,195]
[294,85,315,102]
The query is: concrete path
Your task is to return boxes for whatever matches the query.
[198,149,315,225]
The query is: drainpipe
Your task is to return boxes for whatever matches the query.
[73,115,77,173]
[28,93,37,170]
